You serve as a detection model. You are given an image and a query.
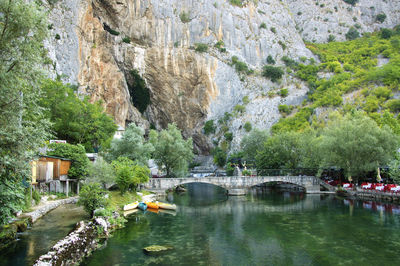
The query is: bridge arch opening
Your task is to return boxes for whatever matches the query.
[250,182,306,204]
[169,182,228,206]
[171,182,228,193]
[251,181,306,193]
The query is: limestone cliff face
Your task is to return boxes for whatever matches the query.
[288,0,400,43]
[45,0,400,152]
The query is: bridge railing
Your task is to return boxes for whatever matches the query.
[246,168,319,177]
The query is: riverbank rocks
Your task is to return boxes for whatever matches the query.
[34,218,109,266]
[143,245,174,255]
[0,224,18,250]
[25,197,78,223]
[11,217,32,232]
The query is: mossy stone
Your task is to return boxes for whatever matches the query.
[143,245,173,255]
[0,224,18,250]
[12,217,32,232]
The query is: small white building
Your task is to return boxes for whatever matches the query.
[113,125,125,139]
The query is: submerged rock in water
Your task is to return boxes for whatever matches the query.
[143,245,173,255]
[175,186,186,193]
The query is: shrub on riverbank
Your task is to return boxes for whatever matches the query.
[78,184,108,217]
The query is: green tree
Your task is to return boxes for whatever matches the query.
[111,157,149,194]
[388,155,400,184]
[47,143,90,180]
[86,157,116,189]
[78,183,108,217]
[203,120,216,135]
[0,0,51,225]
[40,79,117,152]
[112,157,136,194]
[319,112,398,182]
[241,129,269,162]
[243,122,252,132]
[106,123,154,165]
[150,124,194,177]
[213,147,227,167]
[262,65,284,82]
[256,132,303,174]
[345,27,360,40]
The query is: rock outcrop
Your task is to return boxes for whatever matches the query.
[44,0,400,152]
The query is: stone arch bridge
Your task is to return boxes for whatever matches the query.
[143,176,323,195]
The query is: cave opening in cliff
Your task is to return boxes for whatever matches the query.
[126,69,150,114]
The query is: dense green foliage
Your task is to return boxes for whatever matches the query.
[231,56,251,74]
[122,36,131,44]
[230,0,243,7]
[112,157,150,194]
[388,155,400,184]
[273,29,400,135]
[203,120,216,135]
[47,143,90,180]
[213,147,227,167]
[128,70,150,114]
[319,112,398,181]
[266,55,276,65]
[342,0,358,6]
[256,132,303,172]
[86,157,116,189]
[194,43,208,53]
[262,65,284,82]
[106,123,154,165]
[241,129,269,162]
[179,11,191,23]
[0,0,51,225]
[345,27,360,40]
[40,79,117,152]
[244,122,252,132]
[150,124,194,177]
[376,13,387,23]
[78,183,108,217]
[254,111,398,180]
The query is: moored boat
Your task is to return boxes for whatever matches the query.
[145,201,159,209]
[138,202,147,211]
[146,208,159,214]
[123,201,139,211]
[123,209,139,217]
[156,201,177,210]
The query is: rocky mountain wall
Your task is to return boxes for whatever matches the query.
[44,0,400,153]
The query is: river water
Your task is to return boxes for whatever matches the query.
[83,184,400,266]
[0,204,87,266]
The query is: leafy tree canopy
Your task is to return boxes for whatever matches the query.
[40,79,117,152]
[106,123,154,165]
[0,0,51,225]
[150,124,194,177]
[78,183,108,217]
[319,111,398,181]
[111,157,150,194]
[86,157,116,189]
[240,129,269,162]
[47,143,90,180]
[256,131,303,174]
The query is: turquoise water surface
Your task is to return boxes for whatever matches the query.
[82,184,400,266]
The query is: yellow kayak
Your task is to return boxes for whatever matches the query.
[145,201,159,209]
[157,201,177,211]
[123,201,139,211]
[123,209,139,217]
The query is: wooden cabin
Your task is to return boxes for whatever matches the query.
[32,156,71,183]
